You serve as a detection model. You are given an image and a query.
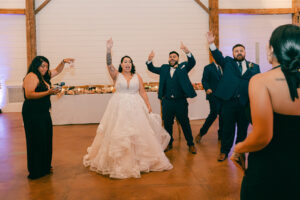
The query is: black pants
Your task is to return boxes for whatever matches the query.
[200,94,223,139]
[220,98,249,155]
[162,98,194,146]
[22,111,53,179]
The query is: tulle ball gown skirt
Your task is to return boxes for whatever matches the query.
[83,92,173,179]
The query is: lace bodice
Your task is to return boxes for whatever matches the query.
[115,73,139,94]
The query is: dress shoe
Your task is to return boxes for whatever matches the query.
[195,133,202,143]
[217,153,227,162]
[231,152,246,171]
[188,145,197,154]
[164,144,173,152]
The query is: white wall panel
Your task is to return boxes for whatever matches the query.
[36,0,209,85]
[0,0,25,8]
[0,14,26,109]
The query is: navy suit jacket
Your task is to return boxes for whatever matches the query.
[202,62,222,100]
[211,48,260,106]
[146,54,197,100]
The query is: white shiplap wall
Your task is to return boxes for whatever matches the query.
[0,0,26,110]
[0,0,24,8]
[0,14,26,109]
[36,0,209,86]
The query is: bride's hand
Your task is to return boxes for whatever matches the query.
[106,38,113,50]
[148,106,152,113]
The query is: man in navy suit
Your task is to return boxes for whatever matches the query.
[206,32,260,161]
[146,42,197,154]
[195,61,223,143]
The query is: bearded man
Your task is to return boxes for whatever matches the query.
[206,32,261,161]
[146,42,197,154]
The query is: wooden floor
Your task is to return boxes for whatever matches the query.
[0,113,245,200]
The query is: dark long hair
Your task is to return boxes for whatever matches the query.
[26,56,51,86]
[118,55,136,74]
[270,24,300,101]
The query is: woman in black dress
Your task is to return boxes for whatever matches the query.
[233,24,300,199]
[22,56,74,179]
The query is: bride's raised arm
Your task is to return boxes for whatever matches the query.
[106,38,118,81]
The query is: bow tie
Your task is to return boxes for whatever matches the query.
[170,65,178,68]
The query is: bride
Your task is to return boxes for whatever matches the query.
[83,38,173,179]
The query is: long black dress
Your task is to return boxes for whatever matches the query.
[22,81,52,179]
[241,112,300,200]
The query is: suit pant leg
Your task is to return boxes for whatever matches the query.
[236,106,250,144]
[220,100,238,155]
[218,104,223,140]
[162,99,176,145]
[175,99,194,146]
[216,97,223,139]
[200,95,218,136]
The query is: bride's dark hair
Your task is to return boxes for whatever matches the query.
[118,55,136,74]
[269,24,300,101]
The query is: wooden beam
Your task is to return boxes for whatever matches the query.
[209,0,219,62]
[35,0,52,15]
[293,12,300,25]
[292,0,300,25]
[294,0,300,7]
[219,8,295,15]
[0,9,25,15]
[194,0,209,14]
[25,0,37,67]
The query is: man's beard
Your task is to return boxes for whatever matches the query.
[169,60,178,67]
[234,54,245,61]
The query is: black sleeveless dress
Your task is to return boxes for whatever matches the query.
[241,112,300,200]
[22,81,53,179]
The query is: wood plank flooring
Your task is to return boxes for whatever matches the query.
[0,113,245,200]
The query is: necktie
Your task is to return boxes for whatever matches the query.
[217,65,222,77]
[238,62,243,74]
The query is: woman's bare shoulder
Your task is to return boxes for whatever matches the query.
[24,72,38,81]
[251,67,284,84]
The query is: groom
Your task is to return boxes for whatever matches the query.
[146,43,197,154]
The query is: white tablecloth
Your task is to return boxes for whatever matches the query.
[50,91,209,125]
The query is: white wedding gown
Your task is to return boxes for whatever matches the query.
[83,73,173,179]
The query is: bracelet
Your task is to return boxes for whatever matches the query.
[62,59,66,64]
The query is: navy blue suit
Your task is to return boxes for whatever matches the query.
[146,54,196,146]
[212,49,260,105]
[202,62,222,99]
[211,48,260,155]
[200,62,223,138]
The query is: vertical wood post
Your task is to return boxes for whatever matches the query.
[292,0,300,25]
[209,0,219,62]
[25,0,37,67]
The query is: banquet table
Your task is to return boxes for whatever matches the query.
[50,91,209,125]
